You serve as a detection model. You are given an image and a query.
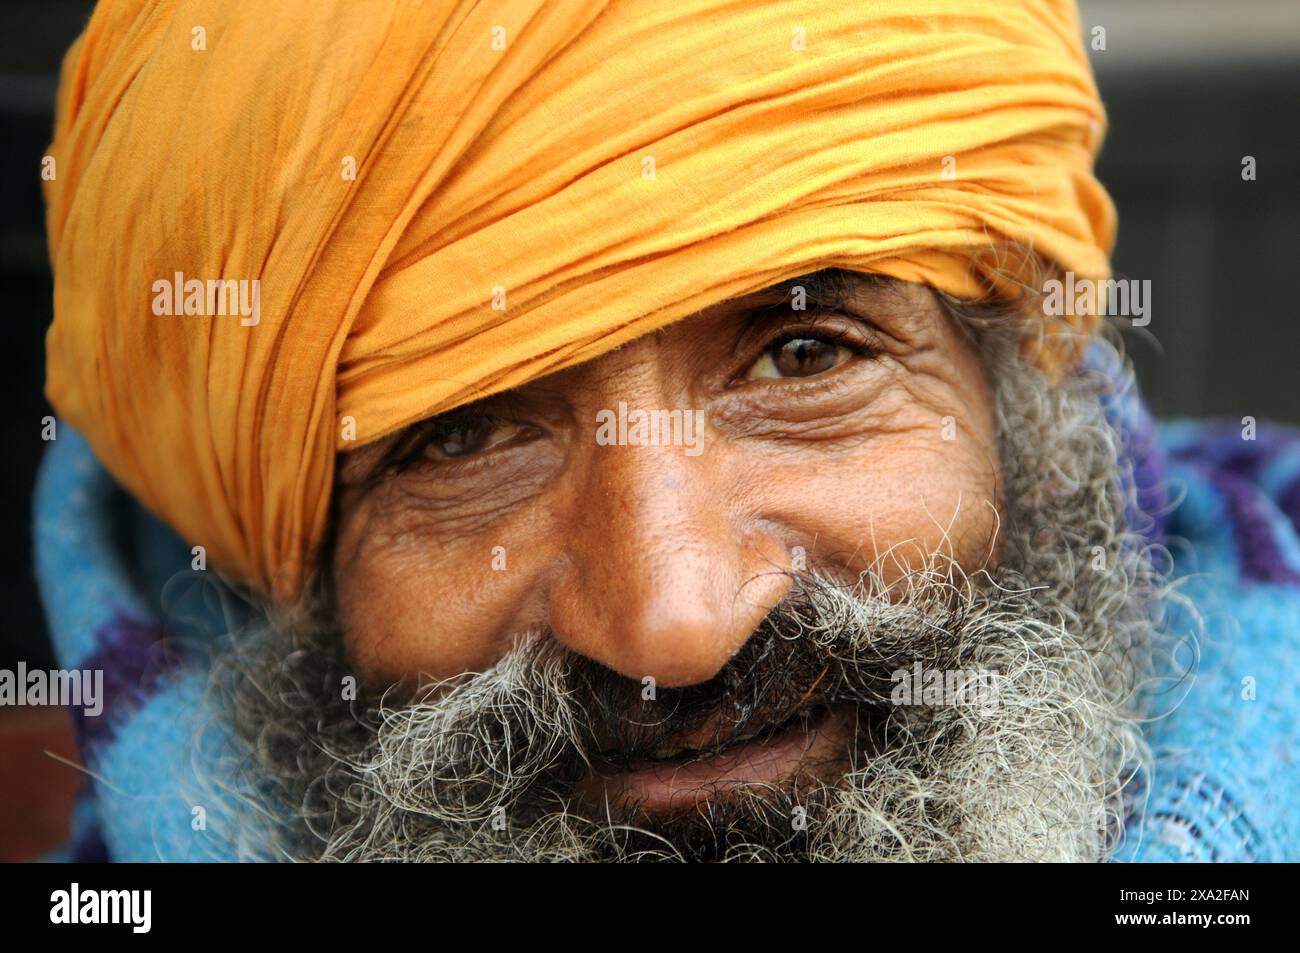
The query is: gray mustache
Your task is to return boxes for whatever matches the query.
[353,567,997,816]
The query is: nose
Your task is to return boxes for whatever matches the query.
[548,440,793,688]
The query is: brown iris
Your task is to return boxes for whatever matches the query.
[773,338,840,377]
[747,335,852,380]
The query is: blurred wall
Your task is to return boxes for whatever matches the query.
[1,1,92,672]
[1082,0,1300,423]
[2,0,1298,669]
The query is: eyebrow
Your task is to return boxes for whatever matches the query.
[749,268,896,314]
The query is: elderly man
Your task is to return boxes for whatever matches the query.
[34,0,1300,862]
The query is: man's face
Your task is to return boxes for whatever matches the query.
[213,273,1149,862]
[331,273,1000,813]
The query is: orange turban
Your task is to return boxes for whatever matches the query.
[44,0,1115,599]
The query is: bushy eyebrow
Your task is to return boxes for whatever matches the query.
[749,268,898,314]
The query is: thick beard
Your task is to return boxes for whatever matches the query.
[195,332,1163,862]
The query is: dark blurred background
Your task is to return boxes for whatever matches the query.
[1,0,1298,672]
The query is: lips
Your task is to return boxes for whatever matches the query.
[598,703,829,766]
[580,704,854,816]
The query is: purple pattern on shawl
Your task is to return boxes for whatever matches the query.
[1127,408,1170,542]
[1167,423,1288,483]
[74,613,188,753]
[1279,473,1300,532]
[1210,468,1300,587]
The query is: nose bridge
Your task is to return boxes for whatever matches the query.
[549,429,792,688]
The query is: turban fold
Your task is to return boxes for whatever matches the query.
[44,0,1115,598]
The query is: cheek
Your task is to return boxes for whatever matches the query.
[809,431,997,573]
[332,498,549,685]
[748,382,1001,580]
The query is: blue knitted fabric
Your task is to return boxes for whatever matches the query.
[33,428,244,861]
[31,363,1300,862]
[1112,419,1300,861]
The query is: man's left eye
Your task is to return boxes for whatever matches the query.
[745,336,854,380]
[423,415,522,461]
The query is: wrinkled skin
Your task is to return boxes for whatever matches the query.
[334,275,1000,690]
